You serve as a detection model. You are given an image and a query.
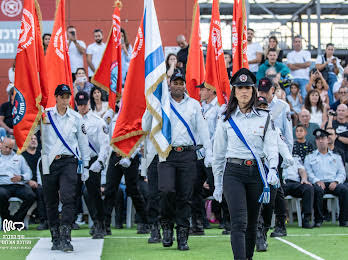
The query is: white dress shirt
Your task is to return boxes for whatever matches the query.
[0,152,32,185]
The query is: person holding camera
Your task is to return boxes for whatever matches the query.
[67,26,86,81]
[306,69,329,105]
[73,68,94,97]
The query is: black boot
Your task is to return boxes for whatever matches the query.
[148,224,161,243]
[176,227,189,251]
[256,228,267,252]
[92,221,105,239]
[191,218,205,235]
[270,216,287,237]
[89,224,95,236]
[161,222,174,247]
[137,223,149,234]
[302,215,313,229]
[50,226,61,250]
[59,225,74,252]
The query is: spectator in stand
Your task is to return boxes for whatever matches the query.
[286,35,312,98]
[246,28,262,75]
[293,124,314,162]
[90,86,108,118]
[306,69,329,106]
[325,104,348,163]
[86,29,106,80]
[287,82,303,125]
[121,28,132,86]
[0,87,15,135]
[275,87,287,102]
[42,33,51,55]
[67,26,86,81]
[224,52,233,80]
[261,35,283,64]
[256,48,290,82]
[176,34,189,72]
[316,43,344,105]
[332,66,348,102]
[331,85,348,111]
[21,134,48,230]
[304,89,328,128]
[166,53,181,79]
[73,68,94,97]
[293,109,319,148]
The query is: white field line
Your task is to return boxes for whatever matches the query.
[275,237,325,260]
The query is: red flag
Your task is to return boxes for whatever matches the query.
[204,0,230,105]
[111,17,146,156]
[91,6,122,112]
[186,0,205,101]
[232,0,249,74]
[45,0,73,108]
[14,0,48,153]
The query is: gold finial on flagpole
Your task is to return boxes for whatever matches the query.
[114,0,123,9]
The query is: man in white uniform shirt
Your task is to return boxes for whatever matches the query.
[86,29,106,79]
[67,26,86,81]
[286,35,312,98]
[247,28,263,75]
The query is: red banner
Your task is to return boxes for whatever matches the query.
[232,0,249,74]
[204,0,230,105]
[45,0,73,108]
[13,0,48,153]
[185,0,205,101]
[111,18,146,157]
[91,6,122,112]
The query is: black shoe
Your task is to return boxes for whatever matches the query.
[37,221,49,230]
[339,221,348,227]
[256,230,267,252]
[71,223,80,230]
[137,223,149,234]
[161,223,174,247]
[222,227,231,235]
[59,225,74,252]
[105,225,112,235]
[270,218,287,237]
[148,224,162,243]
[92,221,105,239]
[191,219,205,235]
[302,219,313,229]
[89,224,95,236]
[314,221,322,228]
[176,227,190,251]
[50,226,61,251]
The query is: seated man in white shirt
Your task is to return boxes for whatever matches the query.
[0,137,35,223]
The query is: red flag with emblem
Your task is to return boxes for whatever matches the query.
[204,0,230,105]
[45,0,73,108]
[91,5,122,112]
[232,0,249,74]
[185,0,205,101]
[14,0,48,153]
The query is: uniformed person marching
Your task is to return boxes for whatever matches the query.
[41,84,90,252]
[213,68,279,260]
[75,91,110,239]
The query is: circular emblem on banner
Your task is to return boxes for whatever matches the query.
[12,88,26,126]
[239,74,248,82]
[1,0,22,18]
[54,27,65,61]
[17,8,35,54]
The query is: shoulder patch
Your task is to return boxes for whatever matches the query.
[103,125,109,134]
[81,124,87,135]
[286,111,291,121]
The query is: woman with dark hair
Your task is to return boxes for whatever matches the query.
[213,68,279,260]
[165,53,182,79]
[120,28,133,85]
[42,33,51,55]
[304,89,328,128]
[90,86,108,118]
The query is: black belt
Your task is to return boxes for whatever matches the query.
[227,158,258,167]
[172,145,201,153]
[54,154,74,160]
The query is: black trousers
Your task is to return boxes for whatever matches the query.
[191,159,214,223]
[32,185,47,223]
[0,184,36,222]
[223,163,263,260]
[42,157,78,227]
[147,155,160,225]
[104,152,147,226]
[283,180,314,216]
[85,156,104,222]
[158,150,197,228]
[313,182,348,223]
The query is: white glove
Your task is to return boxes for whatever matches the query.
[119,158,131,168]
[267,168,279,186]
[81,168,89,182]
[213,174,223,203]
[90,160,103,173]
[102,109,114,124]
[204,155,212,168]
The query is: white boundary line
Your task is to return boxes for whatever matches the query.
[275,237,325,260]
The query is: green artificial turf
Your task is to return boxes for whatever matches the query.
[1,223,347,260]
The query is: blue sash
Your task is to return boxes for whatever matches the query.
[170,103,196,146]
[47,111,83,173]
[227,116,270,203]
[89,142,98,155]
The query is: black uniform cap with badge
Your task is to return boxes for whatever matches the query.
[170,71,186,83]
[257,77,273,93]
[230,68,256,87]
[313,128,332,139]
[75,91,89,106]
[54,84,72,96]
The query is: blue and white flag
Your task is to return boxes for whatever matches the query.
[144,0,172,159]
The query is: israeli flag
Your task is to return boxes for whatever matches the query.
[144,0,172,159]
